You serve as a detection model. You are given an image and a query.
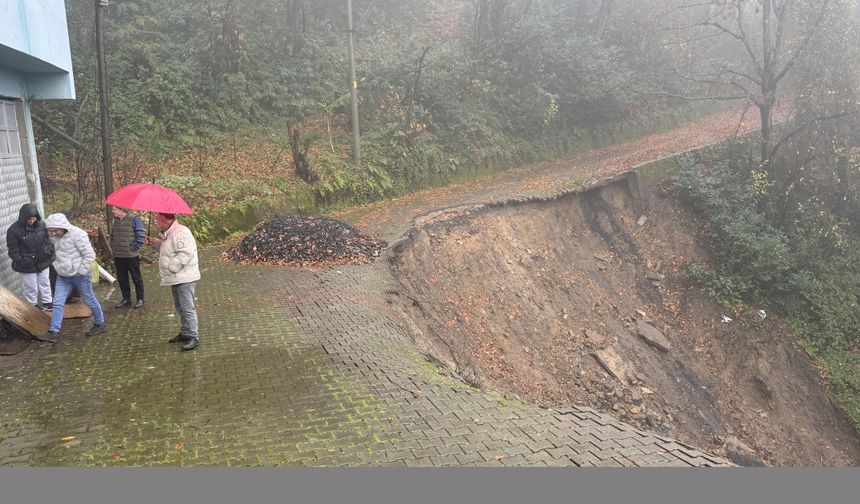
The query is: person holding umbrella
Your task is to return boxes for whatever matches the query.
[107,183,199,351]
[146,213,201,351]
[109,206,146,309]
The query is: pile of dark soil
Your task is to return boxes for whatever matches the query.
[225,215,386,266]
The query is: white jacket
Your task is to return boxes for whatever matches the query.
[44,213,96,278]
[158,220,201,286]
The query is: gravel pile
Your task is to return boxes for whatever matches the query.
[225,215,386,266]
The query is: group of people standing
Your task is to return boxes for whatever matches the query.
[5,204,201,351]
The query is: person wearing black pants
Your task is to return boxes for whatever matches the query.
[109,206,145,308]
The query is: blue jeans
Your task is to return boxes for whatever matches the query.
[50,274,105,332]
[171,281,198,340]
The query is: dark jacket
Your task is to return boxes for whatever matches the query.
[110,213,145,258]
[6,203,55,273]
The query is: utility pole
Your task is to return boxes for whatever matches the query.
[95,0,114,228]
[347,0,360,165]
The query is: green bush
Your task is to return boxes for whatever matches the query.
[676,152,794,302]
[678,146,860,433]
[825,351,860,429]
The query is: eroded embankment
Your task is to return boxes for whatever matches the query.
[391,177,860,467]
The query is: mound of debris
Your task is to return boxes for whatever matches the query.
[225,215,386,266]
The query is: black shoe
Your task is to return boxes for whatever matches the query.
[133,299,144,309]
[86,324,108,337]
[115,299,132,309]
[169,333,190,343]
[35,331,59,343]
[181,338,199,351]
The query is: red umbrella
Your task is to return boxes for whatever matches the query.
[105,183,192,215]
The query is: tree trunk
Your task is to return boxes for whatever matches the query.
[595,0,615,38]
[286,0,306,56]
[409,46,432,104]
[489,0,509,39]
[760,103,772,166]
[760,0,773,166]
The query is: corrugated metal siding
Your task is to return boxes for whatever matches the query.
[0,99,28,295]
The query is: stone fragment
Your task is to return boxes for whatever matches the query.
[592,346,633,384]
[585,329,604,345]
[645,270,664,281]
[723,436,766,467]
[636,320,671,352]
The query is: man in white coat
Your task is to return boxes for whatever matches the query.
[146,212,201,351]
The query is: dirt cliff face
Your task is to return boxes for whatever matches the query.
[392,178,860,466]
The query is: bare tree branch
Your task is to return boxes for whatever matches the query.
[735,2,765,79]
[723,67,763,87]
[773,0,831,85]
[656,93,747,101]
[733,99,755,138]
[770,110,860,161]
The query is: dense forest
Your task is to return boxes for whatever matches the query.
[32,1,860,429]
[36,1,860,212]
[36,0,732,218]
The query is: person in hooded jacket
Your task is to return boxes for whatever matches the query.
[5,203,55,309]
[43,213,107,340]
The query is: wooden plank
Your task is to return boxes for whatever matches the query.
[63,303,93,319]
[0,284,50,336]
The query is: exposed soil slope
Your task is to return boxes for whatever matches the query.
[392,178,860,466]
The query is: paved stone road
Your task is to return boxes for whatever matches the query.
[336,107,761,244]
[0,111,743,467]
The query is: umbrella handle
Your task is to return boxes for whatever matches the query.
[146,177,155,239]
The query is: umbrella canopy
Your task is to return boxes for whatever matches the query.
[106,183,192,215]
